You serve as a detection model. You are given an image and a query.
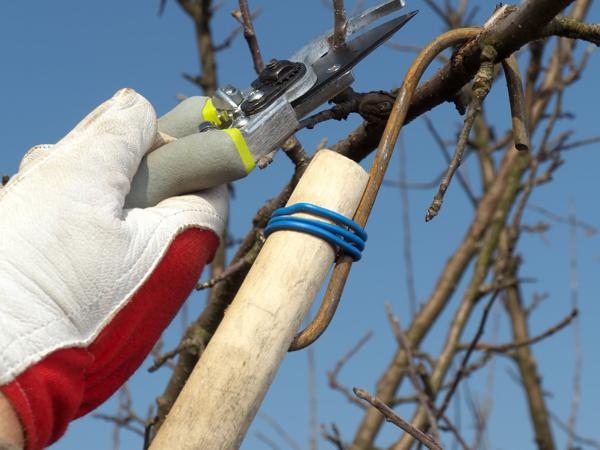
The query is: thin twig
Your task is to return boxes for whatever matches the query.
[566,200,582,449]
[322,423,346,450]
[233,0,264,74]
[527,203,597,235]
[426,47,496,221]
[459,308,578,353]
[195,257,248,290]
[148,336,205,372]
[385,304,439,442]
[383,176,443,190]
[330,0,348,50]
[259,414,302,450]
[550,412,600,449]
[327,332,373,408]
[214,8,262,51]
[308,346,318,450]
[423,0,449,27]
[397,138,418,317]
[94,413,145,438]
[423,116,478,208]
[177,0,219,95]
[94,386,147,450]
[470,310,500,450]
[558,134,600,152]
[353,388,443,450]
[425,95,482,222]
[437,289,502,419]
[255,432,283,450]
[512,86,564,240]
[386,42,449,64]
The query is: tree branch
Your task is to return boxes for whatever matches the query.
[541,15,600,45]
[233,0,264,74]
[353,388,443,450]
[333,0,577,161]
[330,0,348,50]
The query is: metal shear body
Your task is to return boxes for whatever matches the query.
[124,1,416,209]
[210,0,417,163]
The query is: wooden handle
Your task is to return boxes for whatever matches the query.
[149,149,369,450]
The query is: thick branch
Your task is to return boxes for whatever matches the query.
[505,278,556,450]
[541,15,600,46]
[333,0,576,160]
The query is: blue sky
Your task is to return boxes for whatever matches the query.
[2,1,600,449]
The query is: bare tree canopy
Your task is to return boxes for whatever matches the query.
[2,1,600,449]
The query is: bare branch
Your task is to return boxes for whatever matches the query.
[541,15,600,45]
[527,203,597,235]
[259,414,302,450]
[330,0,348,50]
[550,412,600,449]
[328,331,373,408]
[566,201,582,449]
[423,116,478,208]
[386,304,439,441]
[386,42,449,64]
[459,308,578,353]
[397,139,418,317]
[437,289,502,418]
[322,423,347,450]
[213,8,261,52]
[333,0,579,161]
[195,257,248,290]
[353,388,443,450]
[148,335,205,373]
[308,347,318,450]
[255,431,283,450]
[177,0,219,95]
[233,0,264,74]
[426,47,495,221]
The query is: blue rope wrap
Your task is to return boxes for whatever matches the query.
[264,202,367,261]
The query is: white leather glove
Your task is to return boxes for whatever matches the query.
[0,88,228,450]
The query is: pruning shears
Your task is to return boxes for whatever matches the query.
[125,0,416,208]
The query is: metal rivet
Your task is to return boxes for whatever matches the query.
[247,90,265,102]
[327,64,341,73]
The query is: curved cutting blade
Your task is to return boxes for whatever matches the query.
[291,10,418,116]
[290,0,406,66]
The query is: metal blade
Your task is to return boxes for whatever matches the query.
[291,10,418,115]
[290,0,405,66]
[347,0,405,35]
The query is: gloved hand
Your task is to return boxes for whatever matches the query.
[0,89,230,450]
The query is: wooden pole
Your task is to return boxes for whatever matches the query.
[150,150,369,450]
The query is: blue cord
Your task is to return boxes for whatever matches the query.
[264,202,367,261]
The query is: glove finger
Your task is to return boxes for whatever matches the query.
[18,144,54,172]
[55,88,156,174]
[11,89,158,214]
[125,129,253,209]
[158,96,214,139]
[19,90,158,174]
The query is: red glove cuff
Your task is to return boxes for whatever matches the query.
[1,228,219,450]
